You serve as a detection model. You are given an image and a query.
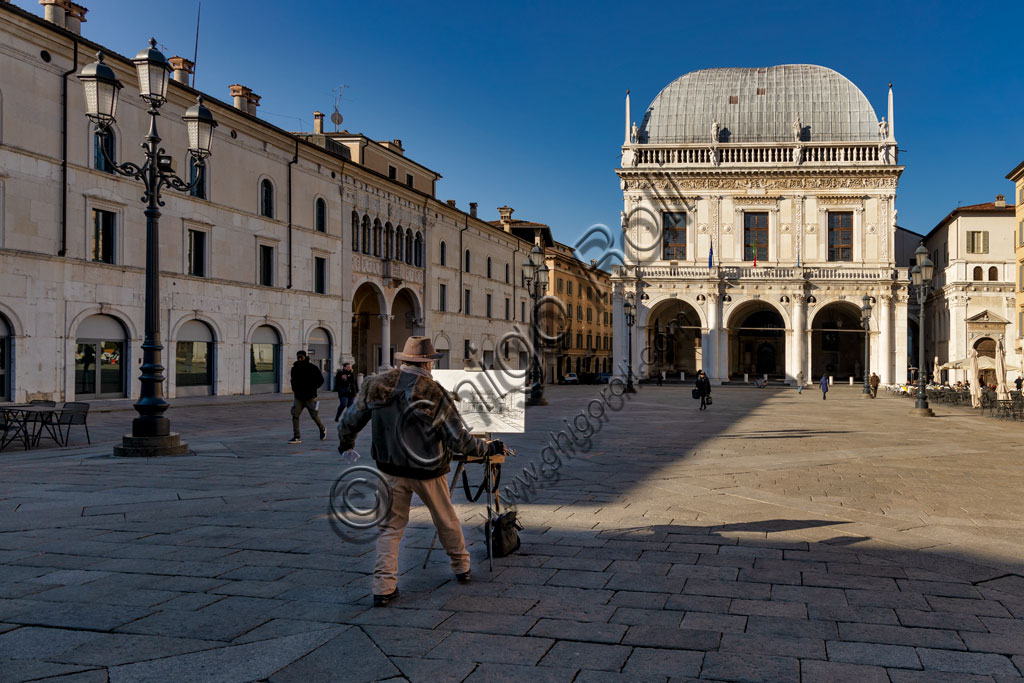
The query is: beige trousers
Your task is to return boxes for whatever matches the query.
[373,472,470,595]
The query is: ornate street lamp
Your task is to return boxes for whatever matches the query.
[861,294,873,397]
[524,244,548,406]
[80,42,218,456]
[624,292,636,393]
[910,243,935,416]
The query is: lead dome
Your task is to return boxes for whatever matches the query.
[639,64,880,144]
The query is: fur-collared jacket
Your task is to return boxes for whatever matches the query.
[338,368,488,479]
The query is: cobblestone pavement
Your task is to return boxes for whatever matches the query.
[1,386,1023,682]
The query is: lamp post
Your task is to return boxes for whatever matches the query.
[523,244,548,406]
[861,294,873,397]
[910,243,935,416]
[624,292,636,393]
[79,42,217,456]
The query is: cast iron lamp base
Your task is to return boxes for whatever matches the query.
[909,407,935,417]
[113,433,190,457]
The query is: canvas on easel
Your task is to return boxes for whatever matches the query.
[432,369,525,434]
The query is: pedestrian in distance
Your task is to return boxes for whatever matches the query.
[695,369,711,410]
[288,350,326,444]
[338,336,504,608]
[656,370,664,387]
[334,362,358,422]
[1016,376,1023,392]
[869,372,880,398]
[796,370,805,394]
[819,374,829,400]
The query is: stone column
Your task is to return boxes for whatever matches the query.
[879,294,893,384]
[792,294,806,384]
[378,314,393,371]
[706,293,720,384]
[894,295,909,383]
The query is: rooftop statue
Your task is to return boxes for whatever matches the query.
[711,118,720,143]
[630,122,639,144]
[792,115,802,142]
[878,116,889,140]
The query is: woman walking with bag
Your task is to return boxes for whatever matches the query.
[695,370,712,410]
[819,374,829,400]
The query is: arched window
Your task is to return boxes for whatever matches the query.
[189,158,207,199]
[396,227,405,261]
[361,215,371,254]
[505,263,510,283]
[405,231,413,264]
[414,232,424,267]
[385,222,394,258]
[487,257,493,279]
[315,198,327,232]
[973,266,983,281]
[988,266,999,281]
[440,240,447,266]
[260,178,274,218]
[351,211,359,251]
[372,219,382,257]
[464,249,471,273]
[93,127,115,173]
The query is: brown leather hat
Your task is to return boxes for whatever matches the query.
[394,336,445,362]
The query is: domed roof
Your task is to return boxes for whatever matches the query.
[639,65,879,144]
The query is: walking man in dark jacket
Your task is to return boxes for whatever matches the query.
[289,350,326,444]
[339,337,502,607]
[695,369,711,410]
[820,374,830,400]
[334,362,358,422]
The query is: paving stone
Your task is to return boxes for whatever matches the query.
[663,594,731,613]
[610,607,681,627]
[491,567,557,585]
[729,598,806,618]
[0,626,107,660]
[887,671,997,683]
[425,631,555,665]
[547,569,610,589]
[608,590,669,609]
[620,625,720,651]
[621,647,703,678]
[837,622,965,649]
[746,615,838,640]
[57,633,225,666]
[679,611,746,633]
[542,556,611,571]
[700,652,800,682]
[603,573,681,593]
[771,584,848,605]
[114,608,270,642]
[438,612,538,636]
[361,624,450,657]
[682,578,769,600]
[107,628,343,683]
[808,604,899,625]
[232,619,339,644]
[35,668,109,682]
[441,595,537,615]
[6,601,154,632]
[464,662,578,682]
[527,618,627,644]
[0,658,94,681]
[826,640,921,669]
[846,589,930,610]
[915,647,1021,676]
[719,632,825,659]
[800,660,890,683]
[390,656,476,683]
[801,572,899,591]
[960,632,1024,656]
[925,596,1013,617]
[538,640,632,671]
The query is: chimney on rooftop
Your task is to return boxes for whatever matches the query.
[39,0,87,33]
[229,84,251,112]
[497,205,514,232]
[995,194,1006,208]
[446,200,457,208]
[313,111,325,134]
[64,1,86,34]
[469,202,478,218]
[168,56,194,85]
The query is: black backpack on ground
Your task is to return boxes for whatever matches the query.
[485,511,522,558]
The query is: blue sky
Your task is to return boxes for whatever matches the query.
[34,1,1024,242]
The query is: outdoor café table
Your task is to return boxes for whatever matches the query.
[0,405,61,450]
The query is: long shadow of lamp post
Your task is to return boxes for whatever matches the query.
[523,244,549,406]
[78,41,217,456]
[861,294,873,397]
[910,243,935,417]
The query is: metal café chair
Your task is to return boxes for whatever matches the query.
[55,402,91,446]
[27,400,63,447]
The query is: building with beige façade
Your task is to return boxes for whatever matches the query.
[613,65,918,386]
[1007,162,1024,361]
[0,0,534,403]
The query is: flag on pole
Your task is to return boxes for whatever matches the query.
[708,244,713,269]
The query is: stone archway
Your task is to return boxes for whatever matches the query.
[644,299,703,379]
[811,302,865,382]
[391,288,421,367]
[974,337,996,388]
[727,301,786,380]
[352,282,385,376]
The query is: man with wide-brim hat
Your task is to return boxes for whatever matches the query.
[339,336,502,607]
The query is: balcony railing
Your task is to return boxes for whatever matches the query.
[613,264,903,282]
[627,141,893,168]
[354,254,424,284]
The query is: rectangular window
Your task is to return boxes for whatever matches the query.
[464,289,471,315]
[388,165,397,180]
[587,308,592,323]
[187,229,206,277]
[966,231,989,254]
[567,281,573,296]
[259,244,274,286]
[189,160,207,199]
[1019,311,1023,337]
[577,306,583,321]
[93,129,115,173]
[91,209,116,264]
[586,333,592,350]
[406,173,414,188]
[1019,221,1023,246]
[587,287,593,300]
[663,212,686,260]
[464,339,471,360]
[486,293,493,318]
[827,211,853,262]
[557,278,563,293]
[313,256,327,294]
[567,303,572,319]
[505,297,510,320]
[521,301,526,322]
[439,283,447,312]
[743,212,769,261]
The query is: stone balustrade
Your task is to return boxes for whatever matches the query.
[613,263,903,283]
[629,141,890,168]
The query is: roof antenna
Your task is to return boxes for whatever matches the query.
[191,2,201,88]
[331,85,348,132]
